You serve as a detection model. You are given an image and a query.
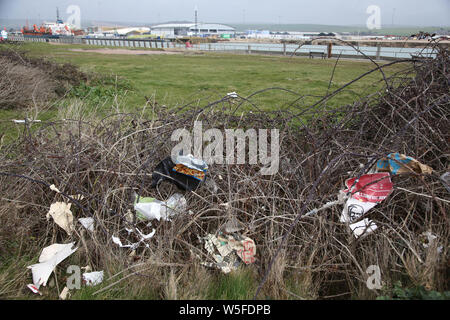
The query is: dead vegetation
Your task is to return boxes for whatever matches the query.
[0,48,88,109]
[0,41,448,299]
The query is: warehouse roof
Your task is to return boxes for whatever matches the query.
[151,23,235,31]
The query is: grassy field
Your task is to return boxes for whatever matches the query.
[0,42,407,132]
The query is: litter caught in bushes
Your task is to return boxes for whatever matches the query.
[151,154,208,191]
[199,232,256,273]
[27,242,78,290]
[340,173,393,238]
[134,193,187,221]
[376,153,433,175]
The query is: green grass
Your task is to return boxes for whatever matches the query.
[0,41,409,150]
[1,42,406,118]
[206,268,258,300]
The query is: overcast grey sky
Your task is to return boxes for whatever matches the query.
[0,0,449,26]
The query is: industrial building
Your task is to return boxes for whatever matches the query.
[150,23,235,38]
[245,30,327,40]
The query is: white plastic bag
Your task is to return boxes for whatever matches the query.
[135,193,187,221]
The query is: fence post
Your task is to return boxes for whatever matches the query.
[376,43,381,61]
[248,45,251,54]
[327,42,333,58]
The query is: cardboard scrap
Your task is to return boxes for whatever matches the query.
[344,172,394,203]
[47,202,74,235]
[233,237,256,264]
[201,233,256,273]
[376,153,433,175]
[340,197,378,224]
[27,242,78,289]
[340,173,393,238]
[202,233,240,273]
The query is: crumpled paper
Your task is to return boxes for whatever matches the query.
[78,217,94,232]
[47,202,75,235]
[200,233,256,273]
[83,271,104,286]
[27,242,78,289]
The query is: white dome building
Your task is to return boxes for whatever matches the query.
[150,23,235,38]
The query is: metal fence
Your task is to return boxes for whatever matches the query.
[7,35,437,60]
